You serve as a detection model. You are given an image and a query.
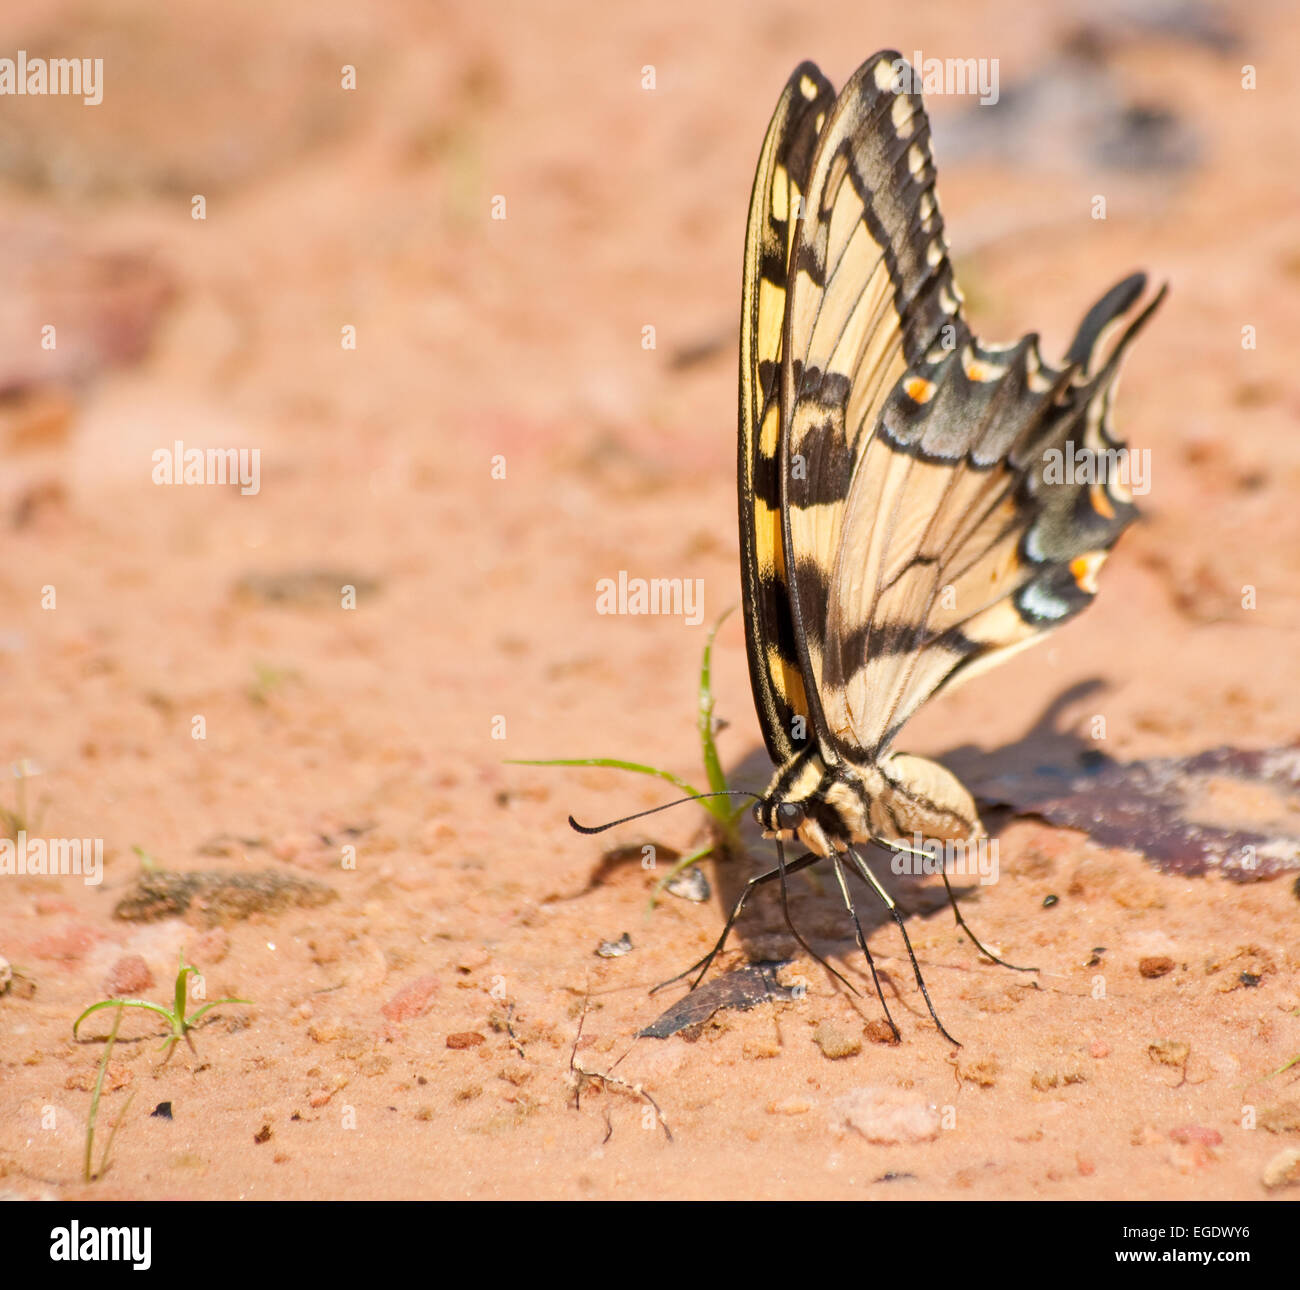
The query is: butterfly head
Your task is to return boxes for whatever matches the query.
[753,797,807,836]
[754,751,868,857]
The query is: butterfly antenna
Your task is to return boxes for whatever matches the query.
[568,790,761,835]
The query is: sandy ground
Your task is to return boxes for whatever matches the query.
[1,0,1298,1201]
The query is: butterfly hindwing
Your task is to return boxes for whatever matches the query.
[821,274,1166,759]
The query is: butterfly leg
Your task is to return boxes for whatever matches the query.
[651,847,857,994]
[771,838,861,997]
[847,845,961,1047]
[829,855,900,1042]
[939,871,1038,974]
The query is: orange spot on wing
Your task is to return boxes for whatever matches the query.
[1090,482,1116,520]
[1070,552,1106,594]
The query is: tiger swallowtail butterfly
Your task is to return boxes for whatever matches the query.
[582,51,1164,1044]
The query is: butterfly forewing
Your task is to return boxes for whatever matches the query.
[739,61,835,764]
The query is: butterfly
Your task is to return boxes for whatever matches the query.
[578,51,1164,1043]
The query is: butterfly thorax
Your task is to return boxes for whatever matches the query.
[756,745,984,858]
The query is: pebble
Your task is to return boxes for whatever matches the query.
[104,954,153,997]
[380,974,439,1022]
[1260,1101,1300,1134]
[1148,1039,1190,1067]
[665,867,710,902]
[1139,956,1175,979]
[1170,1124,1223,1146]
[767,1096,813,1115]
[1262,1147,1300,1189]
[813,1023,862,1060]
[193,928,230,966]
[835,1085,940,1144]
[446,1031,485,1049]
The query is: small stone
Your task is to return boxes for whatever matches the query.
[1260,1101,1300,1134]
[836,1085,941,1144]
[813,1023,862,1060]
[1148,1039,1190,1067]
[767,1097,813,1115]
[595,933,632,958]
[865,1019,901,1045]
[253,1124,272,1144]
[956,1055,999,1087]
[1262,1147,1300,1189]
[665,867,710,902]
[31,923,100,962]
[104,954,154,997]
[151,1102,173,1119]
[447,1031,485,1050]
[1139,956,1175,978]
[380,974,439,1022]
[193,928,230,966]
[1170,1124,1222,1146]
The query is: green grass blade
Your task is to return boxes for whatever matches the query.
[73,998,174,1039]
[84,1003,125,1182]
[174,962,195,1018]
[186,997,252,1027]
[1270,1053,1299,1078]
[697,608,734,803]
[97,1089,136,1181]
[506,758,704,801]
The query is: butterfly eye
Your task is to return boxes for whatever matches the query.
[776,802,805,829]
